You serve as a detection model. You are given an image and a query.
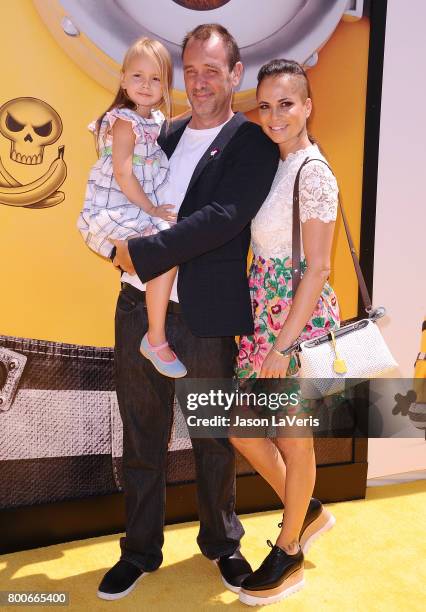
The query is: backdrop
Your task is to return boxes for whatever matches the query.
[0,0,370,514]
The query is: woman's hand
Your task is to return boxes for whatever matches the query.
[150,204,177,222]
[260,349,290,378]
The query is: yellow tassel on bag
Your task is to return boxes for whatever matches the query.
[330,330,347,374]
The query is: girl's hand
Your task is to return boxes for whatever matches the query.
[260,349,290,378]
[151,204,177,222]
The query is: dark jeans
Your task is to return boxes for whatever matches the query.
[115,283,244,571]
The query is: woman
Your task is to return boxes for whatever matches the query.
[231,59,340,606]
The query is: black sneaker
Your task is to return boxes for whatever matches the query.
[97,560,145,600]
[239,540,304,606]
[278,498,336,554]
[214,549,253,593]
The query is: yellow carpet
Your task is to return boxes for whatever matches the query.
[1,481,425,611]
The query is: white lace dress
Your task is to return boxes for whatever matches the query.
[236,144,341,378]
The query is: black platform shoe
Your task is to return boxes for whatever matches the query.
[278,497,336,554]
[239,540,304,606]
[215,548,253,593]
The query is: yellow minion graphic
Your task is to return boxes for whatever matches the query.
[409,317,426,432]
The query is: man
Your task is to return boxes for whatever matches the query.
[98,24,279,600]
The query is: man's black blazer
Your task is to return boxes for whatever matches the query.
[128,111,279,337]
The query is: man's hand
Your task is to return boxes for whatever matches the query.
[109,239,136,275]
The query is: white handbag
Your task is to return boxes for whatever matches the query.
[298,313,398,396]
[282,158,398,396]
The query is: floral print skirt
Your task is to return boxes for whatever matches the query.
[236,255,340,379]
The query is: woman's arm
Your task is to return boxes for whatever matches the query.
[112,119,176,222]
[260,218,335,377]
[276,218,335,350]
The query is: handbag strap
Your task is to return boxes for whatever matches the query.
[292,157,372,313]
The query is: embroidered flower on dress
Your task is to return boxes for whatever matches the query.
[255,287,266,301]
[267,295,282,316]
[249,337,269,369]
[238,336,253,363]
[267,311,281,332]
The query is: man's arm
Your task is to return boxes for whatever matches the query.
[128,125,279,283]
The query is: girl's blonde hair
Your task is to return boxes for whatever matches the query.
[96,37,173,138]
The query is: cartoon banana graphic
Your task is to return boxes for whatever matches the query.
[0,146,66,207]
[0,154,64,207]
[25,191,65,209]
[0,156,20,187]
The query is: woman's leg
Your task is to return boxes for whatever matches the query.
[274,436,316,553]
[229,436,286,503]
[145,267,177,362]
[229,435,315,552]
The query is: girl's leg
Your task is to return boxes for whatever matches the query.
[145,267,177,362]
[274,436,316,553]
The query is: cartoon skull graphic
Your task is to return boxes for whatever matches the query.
[0,97,62,165]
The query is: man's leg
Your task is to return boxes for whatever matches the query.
[115,284,175,571]
[173,323,244,559]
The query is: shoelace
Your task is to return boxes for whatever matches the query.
[259,540,287,570]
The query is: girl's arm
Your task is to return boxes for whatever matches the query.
[111,119,176,221]
[260,218,335,377]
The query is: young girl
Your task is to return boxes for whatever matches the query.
[78,37,187,378]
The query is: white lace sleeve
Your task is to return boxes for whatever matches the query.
[299,160,338,223]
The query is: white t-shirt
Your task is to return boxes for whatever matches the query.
[122,118,230,301]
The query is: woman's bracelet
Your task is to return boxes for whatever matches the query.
[272,340,300,358]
